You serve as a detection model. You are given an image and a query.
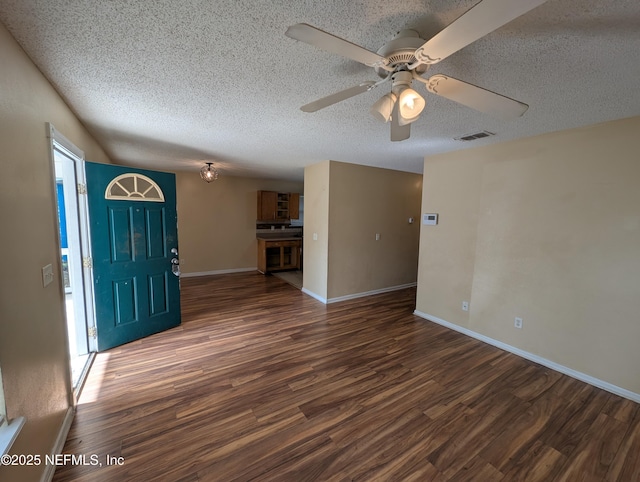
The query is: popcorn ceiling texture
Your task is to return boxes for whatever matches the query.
[0,0,639,180]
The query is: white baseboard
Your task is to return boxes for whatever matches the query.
[327,283,417,304]
[301,287,327,304]
[0,416,25,456]
[40,407,75,482]
[413,310,640,404]
[180,267,257,278]
[302,282,417,305]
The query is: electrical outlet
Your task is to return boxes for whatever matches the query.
[514,317,523,329]
[462,301,469,311]
[313,233,318,241]
[375,233,381,241]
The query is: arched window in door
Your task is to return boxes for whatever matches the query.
[105,173,165,202]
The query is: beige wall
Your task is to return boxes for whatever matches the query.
[416,116,640,395]
[303,160,422,301]
[0,22,111,482]
[302,161,330,299]
[175,172,302,274]
[327,161,422,299]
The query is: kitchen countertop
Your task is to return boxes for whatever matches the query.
[256,235,303,241]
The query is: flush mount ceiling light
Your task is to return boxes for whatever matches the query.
[200,162,219,183]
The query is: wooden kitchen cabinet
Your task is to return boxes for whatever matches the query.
[289,192,299,220]
[257,190,278,221]
[257,191,300,222]
[275,192,290,220]
[257,237,301,273]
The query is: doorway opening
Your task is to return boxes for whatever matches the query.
[54,149,89,387]
[50,125,96,393]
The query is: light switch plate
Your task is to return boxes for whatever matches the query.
[42,264,54,287]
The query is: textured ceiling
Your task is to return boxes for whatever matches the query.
[1,0,639,181]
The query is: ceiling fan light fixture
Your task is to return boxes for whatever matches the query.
[370,92,397,123]
[200,162,219,183]
[398,88,425,125]
[287,0,546,141]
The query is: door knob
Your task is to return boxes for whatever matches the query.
[170,248,180,276]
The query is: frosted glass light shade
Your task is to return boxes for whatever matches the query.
[398,88,425,125]
[370,93,397,123]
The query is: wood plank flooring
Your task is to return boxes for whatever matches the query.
[53,272,640,481]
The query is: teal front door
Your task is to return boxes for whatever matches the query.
[85,162,181,351]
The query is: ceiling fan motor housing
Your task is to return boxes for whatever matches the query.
[390,71,413,94]
[375,29,428,78]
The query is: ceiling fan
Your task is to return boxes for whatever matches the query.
[285,0,549,141]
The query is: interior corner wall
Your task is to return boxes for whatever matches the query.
[0,22,111,482]
[302,161,330,300]
[302,160,422,302]
[326,161,422,300]
[416,116,640,395]
[175,172,303,274]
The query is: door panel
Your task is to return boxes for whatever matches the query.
[86,162,180,351]
[145,207,166,259]
[113,278,137,325]
[149,273,169,315]
[109,206,134,262]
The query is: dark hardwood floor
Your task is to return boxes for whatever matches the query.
[54,272,640,481]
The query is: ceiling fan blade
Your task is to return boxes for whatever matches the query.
[426,74,528,120]
[301,82,376,113]
[390,101,411,142]
[414,0,549,65]
[286,23,387,67]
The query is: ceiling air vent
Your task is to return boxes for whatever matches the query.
[455,130,495,141]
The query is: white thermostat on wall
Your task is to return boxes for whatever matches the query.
[423,213,438,225]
